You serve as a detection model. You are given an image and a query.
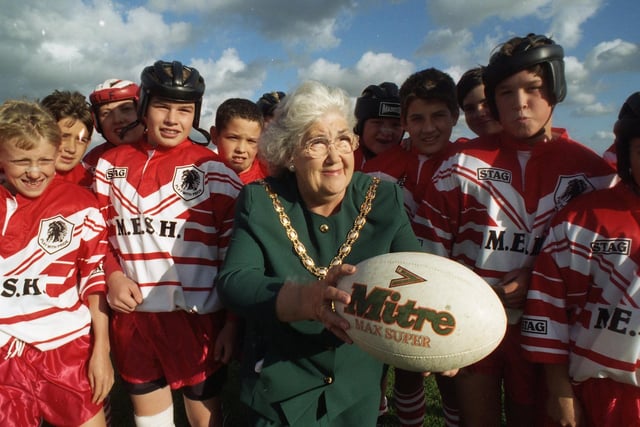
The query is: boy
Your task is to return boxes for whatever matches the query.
[353,81,408,183]
[388,68,461,427]
[521,92,640,427]
[40,89,94,186]
[412,34,616,427]
[400,68,460,218]
[256,91,286,125]
[0,100,112,427]
[600,93,639,168]
[210,97,267,184]
[83,79,144,174]
[95,60,242,427]
[456,67,502,137]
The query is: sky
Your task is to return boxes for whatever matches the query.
[1,0,638,155]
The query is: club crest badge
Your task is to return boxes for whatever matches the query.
[553,174,595,210]
[173,166,205,201]
[38,215,74,254]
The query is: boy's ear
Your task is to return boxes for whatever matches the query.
[209,126,218,146]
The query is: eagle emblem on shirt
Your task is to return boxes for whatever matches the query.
[38,215,74,254]
[553,174,595,210]
[172,166,205,201]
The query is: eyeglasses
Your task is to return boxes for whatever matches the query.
[301,133,359,159]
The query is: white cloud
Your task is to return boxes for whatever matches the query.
[562,55,615,119]
[573,103,614,116]
[586,39,640,73]
[0,2,193,101]
[298,52,415,96]
[416,28,473,60]
[426,0,549,30]
[149,0,356,51]
[191,49,266,128]
[547,0,603,48]
[425,0,604,51]
[563,55,593,105]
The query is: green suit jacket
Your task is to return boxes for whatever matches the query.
[217,172,422,426]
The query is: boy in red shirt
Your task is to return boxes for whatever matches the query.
[210,98,267,184]
[95,60,242,427]
[413,34,616,427]
[456,67,502,138]
[83,79,144,174]
[0,100,112,427]
[522,92,640,427]
[40,89,94,187]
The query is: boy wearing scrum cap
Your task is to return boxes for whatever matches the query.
[95,60,242,427]
[353,82,408,183]
[83,79,145,175]
[413,33,616,427]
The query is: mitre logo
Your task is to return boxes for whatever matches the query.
[379,102,400,117]
[342,265,456,336]
[38,215,74,254]
[173,166,205,201]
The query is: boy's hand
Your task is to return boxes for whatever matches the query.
[107,271,143,313]
[213,320,238,364]
[546,395,583,427]
[544,364,583,427]
[87,344,114,404]
[492,267,531,308]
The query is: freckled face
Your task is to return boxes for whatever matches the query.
[0,138,58,198]
[55,118,91,172]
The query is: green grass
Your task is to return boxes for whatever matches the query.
[377,368,447,427]
[102,363,447,426]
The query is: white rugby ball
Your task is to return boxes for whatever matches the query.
[335,252,506,372]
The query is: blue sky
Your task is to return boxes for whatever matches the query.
[1,0,638,154]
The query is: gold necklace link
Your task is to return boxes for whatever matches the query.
[261,177,380,279]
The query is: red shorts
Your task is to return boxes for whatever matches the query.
[462,323,537,405]
[574,377,640,427]
[0,335,102,427]
[111,310,225,390]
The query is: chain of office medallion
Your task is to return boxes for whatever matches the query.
[262,177,380,279]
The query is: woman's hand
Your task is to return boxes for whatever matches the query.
[276,264,356,343]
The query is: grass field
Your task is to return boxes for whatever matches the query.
[106,363,449,426]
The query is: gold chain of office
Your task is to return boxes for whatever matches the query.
[261,177,380,279]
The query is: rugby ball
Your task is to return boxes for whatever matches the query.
[335,252,506,372]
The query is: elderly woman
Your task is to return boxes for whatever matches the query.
[216,80,422,426]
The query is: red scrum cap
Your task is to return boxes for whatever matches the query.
[89,79,139,134]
